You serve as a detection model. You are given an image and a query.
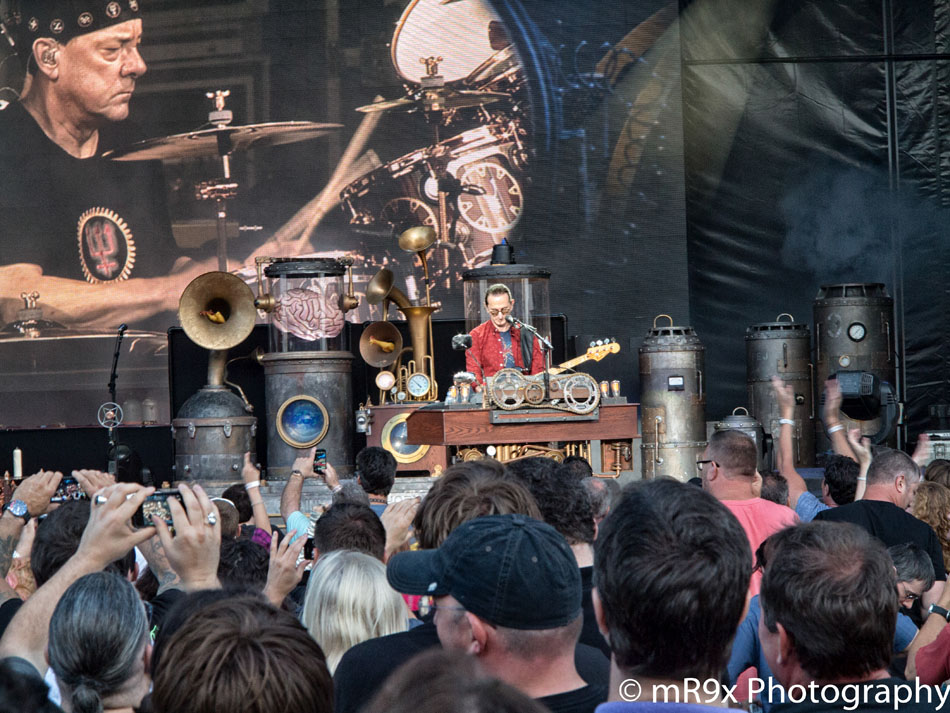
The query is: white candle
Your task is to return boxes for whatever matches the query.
[12,448,21,480]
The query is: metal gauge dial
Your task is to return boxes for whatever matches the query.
[407,372,431,398]
[847,322,866,342]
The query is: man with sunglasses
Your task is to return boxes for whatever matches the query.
[465,283,544,385]
[699,430,798,596]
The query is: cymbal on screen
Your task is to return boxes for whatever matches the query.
[103,121,343,161]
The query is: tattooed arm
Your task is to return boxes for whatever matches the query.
[137,531,181,595]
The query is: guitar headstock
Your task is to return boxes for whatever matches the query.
[586,338,621,362]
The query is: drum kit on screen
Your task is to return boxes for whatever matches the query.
[107,0,529,281]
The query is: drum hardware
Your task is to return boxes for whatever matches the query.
[104,89,343,271]
[364,268,439,404]
[1,291,66,338]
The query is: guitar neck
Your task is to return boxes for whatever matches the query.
[549,354,589,375]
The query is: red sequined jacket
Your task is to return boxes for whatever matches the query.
[465,320,545,384]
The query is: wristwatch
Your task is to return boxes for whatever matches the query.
[929,604,950,622]
[3,499,29,522]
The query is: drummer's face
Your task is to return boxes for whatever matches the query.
[54,20,146,125]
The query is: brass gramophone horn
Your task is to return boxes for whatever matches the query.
[359,321,404,367]
[178,271,256,385]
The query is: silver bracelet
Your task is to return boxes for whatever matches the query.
[827,424,845,434]
[779,418,795,426]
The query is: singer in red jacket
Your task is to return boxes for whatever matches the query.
[465,284,544,385]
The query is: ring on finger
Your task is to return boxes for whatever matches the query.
[206,512,218,526]
[94,494,109,506]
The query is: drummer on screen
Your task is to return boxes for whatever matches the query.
[465,283,543,385]
[0,0,300,332]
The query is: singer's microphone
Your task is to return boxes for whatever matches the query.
[452,334,473,351]
[117,323,128,334]
[505,314,519,326]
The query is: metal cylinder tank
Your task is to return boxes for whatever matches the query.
[639,315,707,481]
[813,284,895,447]
[746,314,814,467]
[261,258,355,478]
[261,353,354,479]
[172,387,256,483]
[708,407,768,473]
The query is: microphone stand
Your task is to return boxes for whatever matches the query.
[107,324,128,475]
[507,315,554,400]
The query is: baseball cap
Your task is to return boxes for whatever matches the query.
[387,513,581,630]
[13,0,143,54]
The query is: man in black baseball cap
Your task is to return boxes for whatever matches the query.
[388,513,607,713]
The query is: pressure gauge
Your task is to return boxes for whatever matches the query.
[375,370,396,391]
[407,372,431,399]
[847,322,866,342]
[395,391,407,402]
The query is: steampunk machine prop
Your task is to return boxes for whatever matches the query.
[253,257,361,477]
[746,314,815,468]
[360,226,441,405]
[639,315,707,481]
[813,284,899,446]
[172,272,258,482]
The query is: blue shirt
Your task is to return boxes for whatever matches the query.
[795,491,830,523]
[285,510,311,544]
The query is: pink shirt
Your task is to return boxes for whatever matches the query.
[721,498,799,595]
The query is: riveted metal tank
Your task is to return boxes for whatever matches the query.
[708,407,768,473]
[639,315,706,481]
[813,284,895,448]
[746,313,814,467]
[172,386,256,482]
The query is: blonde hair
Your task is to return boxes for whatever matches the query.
[912,481,950,574]
[301,550,408,672]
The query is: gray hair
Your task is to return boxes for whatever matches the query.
[48,571,149,713]
[301,550,407,673]
[334,479,371,506]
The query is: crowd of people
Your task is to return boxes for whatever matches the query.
[3,374,950,713]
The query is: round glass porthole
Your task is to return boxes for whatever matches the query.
[381,412,429,464]
[276,395,329,448]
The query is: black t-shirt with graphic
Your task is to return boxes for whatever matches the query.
[0,100,177,286]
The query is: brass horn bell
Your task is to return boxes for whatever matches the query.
[398,226,436,307]
[179,272,257,351]
[398,226,436,253]
[360,321,404,367]
[365,268,412,312]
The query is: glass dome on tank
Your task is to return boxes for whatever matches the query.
[262,258,349,353]
[462,265,551,340]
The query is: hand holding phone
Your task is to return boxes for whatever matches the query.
[133,488,183,531]
[314,449,327,475]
